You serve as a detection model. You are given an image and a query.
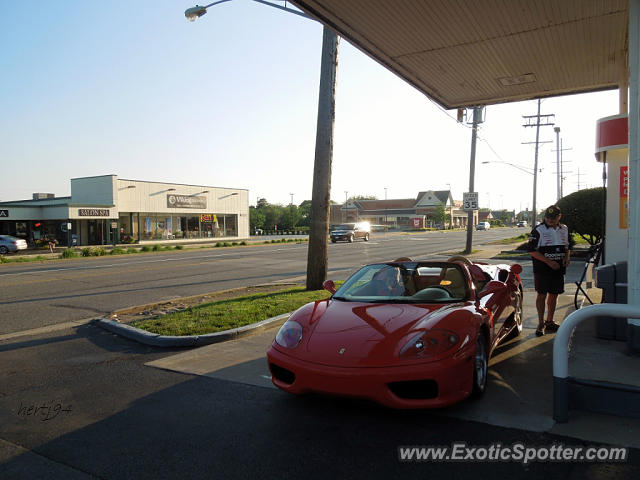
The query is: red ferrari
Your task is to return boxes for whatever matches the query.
[266,256,523,408]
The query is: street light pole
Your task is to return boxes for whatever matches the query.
[343,191,348,222]
[554,126,561,201]
[184,0,337,290]
[384,187,387,230]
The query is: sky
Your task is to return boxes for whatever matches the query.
[0,1,621,213]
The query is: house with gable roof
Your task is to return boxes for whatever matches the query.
[329,190,477,229]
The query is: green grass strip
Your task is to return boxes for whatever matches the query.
[130,286,333,336]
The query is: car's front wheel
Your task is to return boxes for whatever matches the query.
[471,331,488,397]
[0,246,8,255]
[506,289,523,339]
[348,235,354,243]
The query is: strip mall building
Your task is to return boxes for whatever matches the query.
[0,175,249,246]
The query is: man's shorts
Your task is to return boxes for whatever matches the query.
[534,272,565,295]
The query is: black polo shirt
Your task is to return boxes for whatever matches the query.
[527,221,572,275]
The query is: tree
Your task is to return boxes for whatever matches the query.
[491,209,514,225]
[256,198,269,208]
[249,206,266,231]
[262,204,281,230]
[557,187,604,245]
[349,195,378,201]
[430,204,447,227]
[279,205,300,230]
[298,200,312,227]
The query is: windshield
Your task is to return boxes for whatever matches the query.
[333,262,469,303]
[333,224,355,230]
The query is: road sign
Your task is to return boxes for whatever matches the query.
[463,192,478,211]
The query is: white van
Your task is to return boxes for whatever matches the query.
[476,221,491,231]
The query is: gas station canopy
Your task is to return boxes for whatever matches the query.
[292,0,628,109]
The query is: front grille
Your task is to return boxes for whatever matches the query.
[388,379,438,400]
[269,363,296,385]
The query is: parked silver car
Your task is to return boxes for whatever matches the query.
[0,235,28,254]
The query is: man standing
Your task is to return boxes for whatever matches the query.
[527,205,574,336]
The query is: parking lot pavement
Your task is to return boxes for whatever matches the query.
[145,251,640,450]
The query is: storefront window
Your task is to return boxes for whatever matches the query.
[187,216,199,238]
[126,212,238,241]
[222,214,237,237]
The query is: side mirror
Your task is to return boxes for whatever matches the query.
[323,280,337,294]
[510,264,523,275]
[477,280,506,300]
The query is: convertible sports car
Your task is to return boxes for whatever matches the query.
[266,256,523,408]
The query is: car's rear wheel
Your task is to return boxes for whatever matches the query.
[364,233,369,241]
[348,235,354,243]
[471,331,488,397]
[0,246,8,255]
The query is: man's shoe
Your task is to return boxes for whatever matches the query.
[535,326,545,337]
[544,321,560,332]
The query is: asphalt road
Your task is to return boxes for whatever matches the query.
[0,228,526,335]
[1,227,638,479]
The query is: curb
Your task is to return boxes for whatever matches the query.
[92,312,291,348]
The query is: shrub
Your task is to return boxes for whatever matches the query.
[93,247,107,256]
[152,244,161,252]
[141,245,152,252]
[174,245,183,250]
[223,242,232,247]
[110,247,126,255]
[557,187,604,245]
[127,247,138,254]
[60,248,77,259]
[215,242,223,247]
[232,242,238,246]
[81,247,92,257]
[240,241,247,246]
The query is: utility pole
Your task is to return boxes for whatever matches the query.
[523,99,554,222]
[464,106,484,254]
[307,27,339,291]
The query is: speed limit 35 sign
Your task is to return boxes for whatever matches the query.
[463,192,478,211]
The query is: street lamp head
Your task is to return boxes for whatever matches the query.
[185,1,235,21]
[185,5,208,21]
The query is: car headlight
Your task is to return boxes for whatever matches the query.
[399,329,459,358]
[275,320,303,349]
